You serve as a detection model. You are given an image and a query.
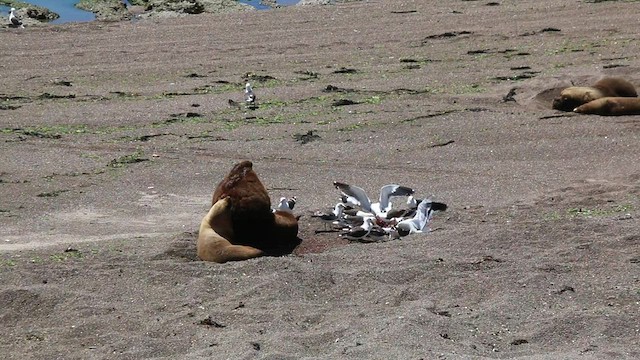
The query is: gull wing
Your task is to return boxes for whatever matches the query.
[333,181,372,212]
[378,184,414,212]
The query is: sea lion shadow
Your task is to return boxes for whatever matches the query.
[265,236,303,257]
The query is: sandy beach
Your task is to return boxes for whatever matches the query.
[1,0,639,358]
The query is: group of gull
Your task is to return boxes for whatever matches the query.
[240,83,446,241]
[274,182,447,242]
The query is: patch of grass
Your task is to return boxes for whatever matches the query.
[450,83,486,94]
[547,40,604,56]
[80,153,102,161]
[253,115,286,125]
[0,259,16,267]
[193,83,240,95]
[363,96,382,105]
[543,211,562,221]
[567,204,633,218]
[107,150,149,168]
[294,70,319,80]
[545,203,634,220]
[258,99,288,109]
[1,124,88,138]
[216,118,242,131]
[49,248,84,262]
[316,119,336,125]
[258,79,282,88]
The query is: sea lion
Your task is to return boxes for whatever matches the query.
[552,77,637,112]
[210,160,300,258]
[197,196,264,263]
[574,97,640,116]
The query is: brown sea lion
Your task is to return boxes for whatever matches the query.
[197,196,265,263]
[552,77,637,112]
[209,160,300,259]
[574,97,640,116]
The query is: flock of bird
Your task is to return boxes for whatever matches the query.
[273,182,447,242]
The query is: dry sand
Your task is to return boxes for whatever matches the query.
[1,0,639,358]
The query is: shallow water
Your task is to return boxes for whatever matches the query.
[2,0,301,24]
[241,0,300,10]
[4,0,96,24]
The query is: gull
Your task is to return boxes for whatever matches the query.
[274,197,294,213]
[311,203,345,232]
[9,8,24,29]
[395,199,447,236]
[340,213,372,228]
[244,82,256,107]
[339,217,375,241]
[385,195,420,219]
[333,182,414,217]
[286,196,297,211]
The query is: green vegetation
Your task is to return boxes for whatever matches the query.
[363,96,382,104]
[545,203,634,220]
[0,258,16,267]
[107,150,148,168]
[253,115,286,125]
[450,83,486,94]
[50,250,83,262]
[567,204,633,218]
[258,99,288,109]
[1,125,88,138]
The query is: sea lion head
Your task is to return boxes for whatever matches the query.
[552,87,601,112]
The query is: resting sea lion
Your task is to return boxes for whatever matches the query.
[197,196,265,263]
[552,77,637,112]
[574,97,640,116]
[209,160,300,259]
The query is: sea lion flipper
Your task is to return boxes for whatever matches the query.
[198,196,264,263]
[216,244,264,263]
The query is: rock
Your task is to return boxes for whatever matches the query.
[145,0,205,14]
[77,0,130,21]
[24,7,60,21]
